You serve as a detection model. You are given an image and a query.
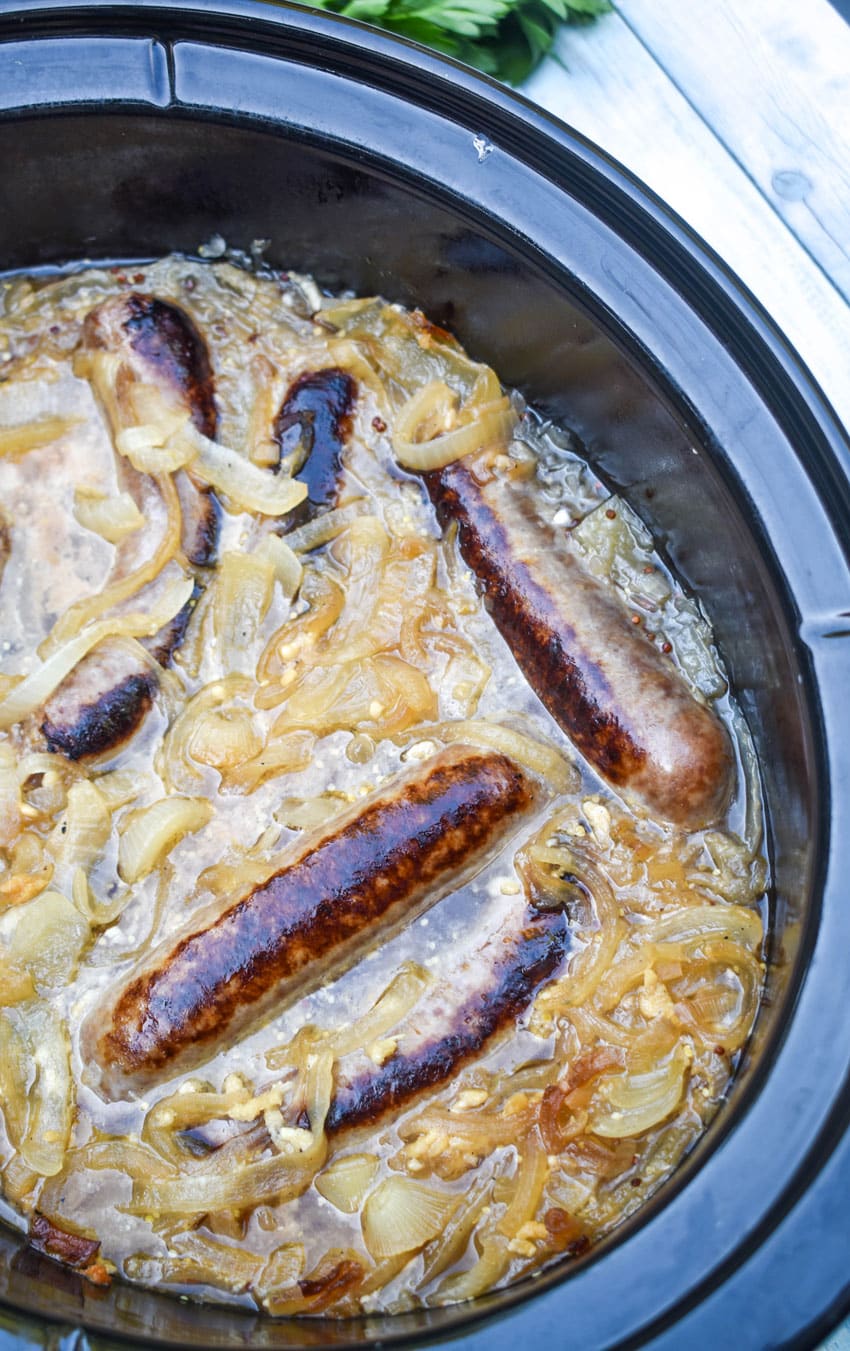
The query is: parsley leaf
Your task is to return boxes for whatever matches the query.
[287,0,610,84]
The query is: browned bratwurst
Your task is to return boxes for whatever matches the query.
[82,292,220,566]
[326,905,568,1135]
[423,462,733,829]
[275,367,357,522]
[87,744,537,1097]
[42,293,220,761]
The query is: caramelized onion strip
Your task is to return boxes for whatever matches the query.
[393,381,518,472]
[0,575,193,731]
[40,472,184,657]
[404,719,578,794]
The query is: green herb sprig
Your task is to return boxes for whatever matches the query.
[295,0,611,84]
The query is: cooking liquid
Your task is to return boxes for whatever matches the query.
[0,257,768,1314]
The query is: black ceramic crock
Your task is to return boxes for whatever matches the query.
[0,3,848,1347]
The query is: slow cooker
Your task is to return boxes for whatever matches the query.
[0,2,849,1346]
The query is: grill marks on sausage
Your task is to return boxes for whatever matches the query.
[326,908,568,1134]
[423,462,733,828]
[111,293,217,441]
[173,464,220,572]
[40,295,220,761]
[91,745,536,1093]
[275,367,356,520]
[42,645,157,761]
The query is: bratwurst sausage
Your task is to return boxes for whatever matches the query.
[326,904,568,1135]
[275,367,357,522]
[82,292,220,566]
[423,461,733,829]
[42,294,220,761]
[87,744,537,1096]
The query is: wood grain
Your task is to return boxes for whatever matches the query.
[616,0,850,305]
[522,2,850,436]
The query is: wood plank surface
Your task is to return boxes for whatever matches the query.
[616,0,850,305]
[522,2,850,438]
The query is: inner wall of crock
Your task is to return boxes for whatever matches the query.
[0,111,812,1344]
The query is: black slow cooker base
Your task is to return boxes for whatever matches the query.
[0,4,848,1347]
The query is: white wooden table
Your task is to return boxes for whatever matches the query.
[522,0,850,446]
[522,4,850,1342]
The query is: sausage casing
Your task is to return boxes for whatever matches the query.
[424,462,733,828]
[326,905,568,1134]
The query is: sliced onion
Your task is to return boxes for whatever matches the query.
[8,890,89,989]
[128,1230,265,1294]
[83,361,191,471]
[254,1244,306,1302]
[441,650,492,718]
[0,1002,72,1177]
[73,349,124,431]
[393,381,518,472]
[436,1140,546,1302]
[187,709,263,772]
[246,355,283,469]
[590,1045,691,1139]
[315,1154,379,1214]
[0,416,82,460]
[262,1248,364,1316]
[41,472,184,656]
[71,1135,177,1181]
[688,829,768,906]
[284,502,369,555]
[0,954,35,1006]
[326,338,389,413]
[395,380,457,445]
[0,742,21,847]
[0,1012,29,1156]
[418,1170,494,1288]
[326,523,436,665]
[255,534,303,599]
[257,573,346,689]
[362,1176,458,1259]
[131,1127,322,1217]
[642,904,763,950]
[304,1045,335,1136]
[0,573,193,731]
[528,842,626,1024]
[331,962,430,1059]
[142,1082,258,1165]
[156,674,255,791]
[274,654,436,739]
[224,731,315,793]
[73,487,145,543]
[401,1100,537,1156]
[94,768,143,809]
[274,795,344,830]
[175,424,308,517]
[212,551,275,659]
[435,1235,509,1305]
[48,780,111,882]
[420,719,578,794]
[672,939,762,1052]
[118,794,213,884]
[496,1133,549,1241]
[125,376,188,435]
[72,866,128,928]
[115,426,194,474]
